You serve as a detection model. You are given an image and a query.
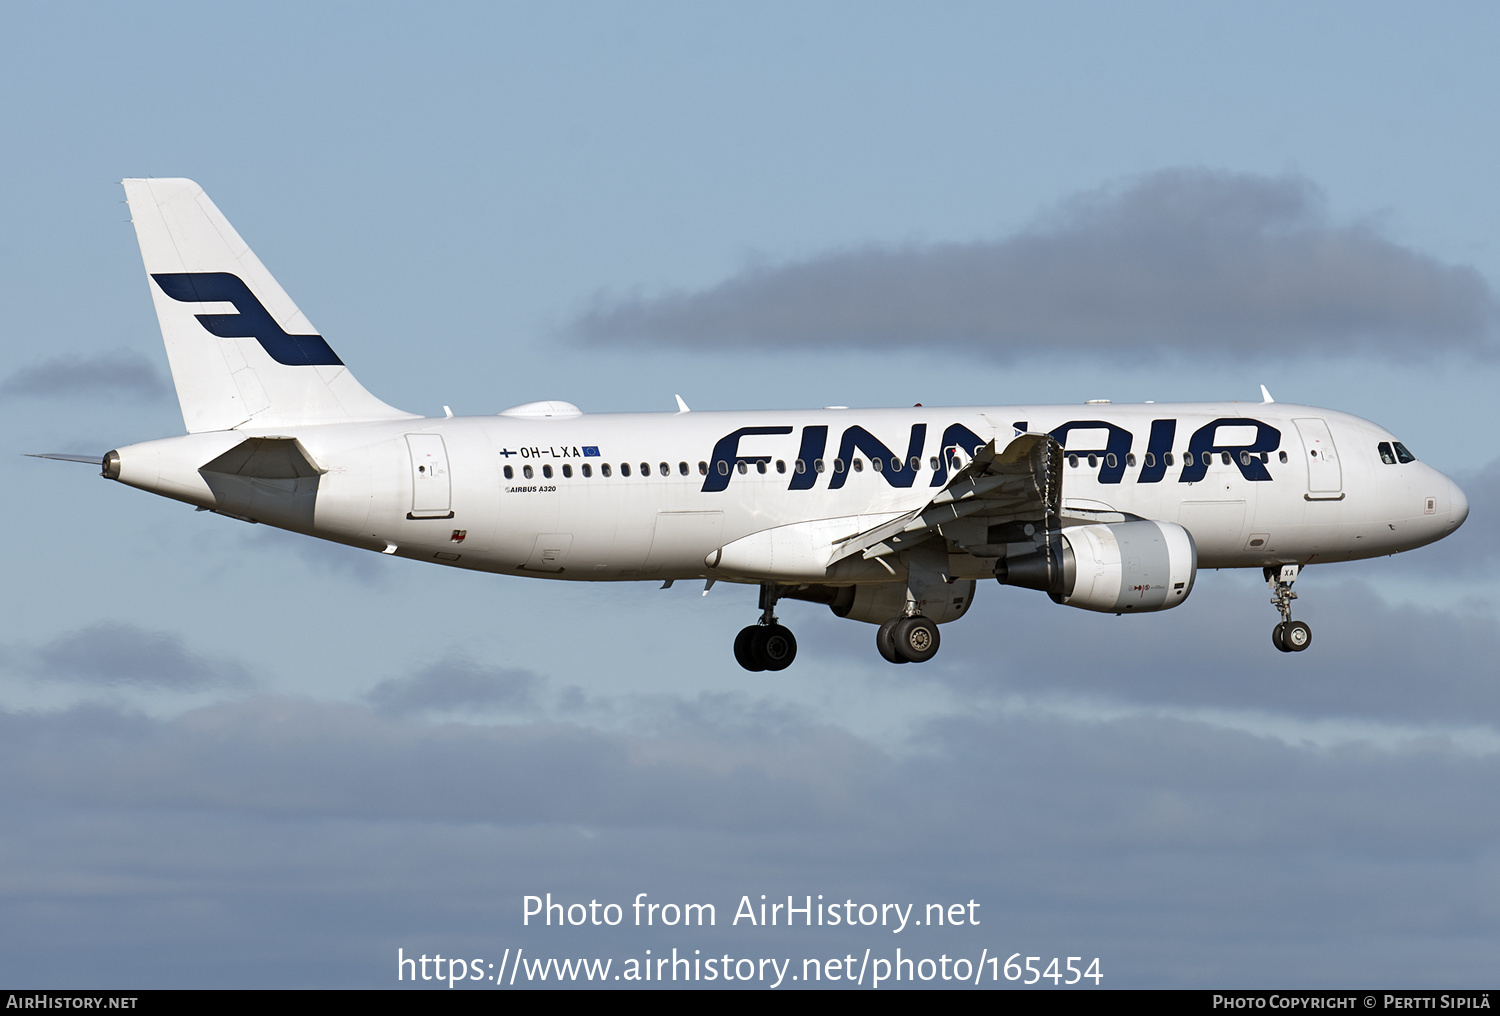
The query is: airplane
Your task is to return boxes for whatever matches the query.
[34,179,1471,671]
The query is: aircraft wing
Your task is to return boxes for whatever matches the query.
[825,433,1063,565]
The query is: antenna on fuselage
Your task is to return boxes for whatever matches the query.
[1260,385,1275,403]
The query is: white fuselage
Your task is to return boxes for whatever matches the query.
[108,400,1468,585]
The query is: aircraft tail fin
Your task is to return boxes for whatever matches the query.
[122,178,417,433]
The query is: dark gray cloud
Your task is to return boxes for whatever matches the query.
[566,170,1497,359]
[28,622,251,690]
[367,657,544,715]
[0,694,1497,986]
[5,580,1498,986]
[0,696,870,828]
[796,570,1500,729]
[0,349,170,401]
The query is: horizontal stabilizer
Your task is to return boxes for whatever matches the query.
[200,437,323,479]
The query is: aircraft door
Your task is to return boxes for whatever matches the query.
[406,434,453,518]
[1293,418,1343,496]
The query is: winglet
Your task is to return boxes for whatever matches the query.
[675,394,691,414]
[1260,385,1275,403]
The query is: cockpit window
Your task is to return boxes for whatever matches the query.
[1393,441,1416,464]
[1378,442,1396,465]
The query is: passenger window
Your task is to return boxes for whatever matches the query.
[698,461,708,475]
[929,456,940,471]
[794,459,806,474]
[737,461,748,474]
[621,463,631,477]
[909,456,920,471]
[679,462,689,476]
[659,462,669,476]
[833,458,845,473]
[1239,452,1251,466]
[1260,452,1269,463]
[1126,453,1135,467]
[1278,451,1287,464]
[870,457,883,472]
[756,461,767,474]
[1144,453,1155,468]
[602,463,612,477]
[504,465,513,479]
[523,465,534,479]
[640,462,649,476]
[562,464,572,478]
[1168,452,1178,466]
[815,459,826,473]
[1105,453,1117,468]
[542,464,553,479]
[1068,454,1079,468]
[1221,451,1231,465]
[582,463,592,478]
[1087,454,1097,468]
[776,459,786,474]
[852,458,864,472]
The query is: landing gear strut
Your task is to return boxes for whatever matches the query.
[1266,564,1311,653]
[733,584,798,672]
[870,541,947,665]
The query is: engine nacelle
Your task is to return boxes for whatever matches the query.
[827,580,977,626]
[996,520,1196,613]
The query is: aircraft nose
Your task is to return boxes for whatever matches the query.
[1449,476,1469,530]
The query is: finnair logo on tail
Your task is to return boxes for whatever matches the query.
[151,272,343,367]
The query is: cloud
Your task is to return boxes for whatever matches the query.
[794,572,1500,731]
[0,349,170,401]
[366,657,544,715]
[1,694,1499,985]
[565,169,1498,360]
[28,622,251,690]
[6,590,1498,985]
[0,696,874,828]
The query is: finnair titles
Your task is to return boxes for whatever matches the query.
[38,179,1470,671]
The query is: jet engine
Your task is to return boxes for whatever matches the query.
[995,520,1196,613]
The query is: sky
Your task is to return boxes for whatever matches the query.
[3,0,1500,989]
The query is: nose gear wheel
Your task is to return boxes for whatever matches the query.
[1266,565,1311,653]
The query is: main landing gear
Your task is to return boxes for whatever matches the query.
[1267,564,1312,653]
[733,584,798,672]
[875,615,941,664]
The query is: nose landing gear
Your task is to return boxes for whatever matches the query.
[1267,564,1311,653]
[733,584,798,672]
